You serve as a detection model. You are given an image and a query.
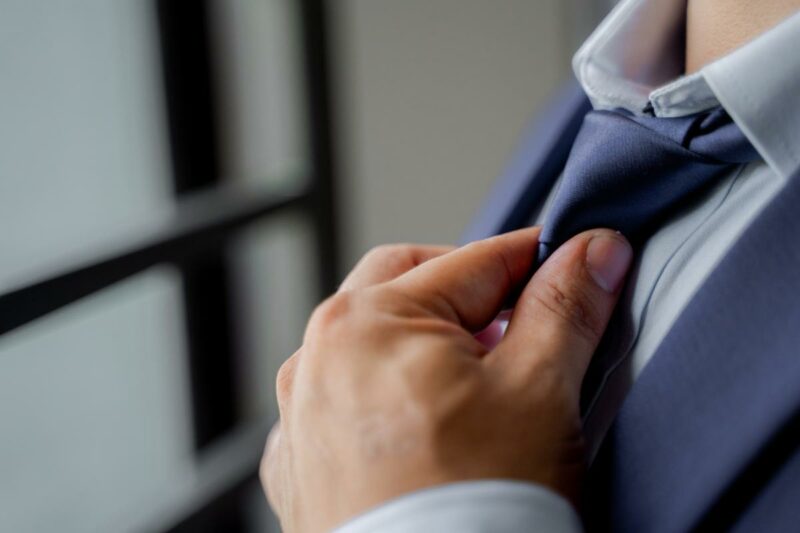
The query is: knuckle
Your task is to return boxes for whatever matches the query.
[533,277,604,344]
[463,239,492,256]
[304,289,390,356]
[275,356,297,407]
[369,284,422,316]
[307,292,353,334]
[465,239,515,281]
[364,243,413,266]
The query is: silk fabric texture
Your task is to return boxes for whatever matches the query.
[536,107,760,264]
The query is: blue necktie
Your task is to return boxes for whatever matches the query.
[537,107,760,264]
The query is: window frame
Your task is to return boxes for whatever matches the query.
[0,0,340,531]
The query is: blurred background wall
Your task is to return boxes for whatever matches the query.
[334,0,610,264]
[335,0,568,261]
[0,1,609,532]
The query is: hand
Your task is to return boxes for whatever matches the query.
[261,227,632,532]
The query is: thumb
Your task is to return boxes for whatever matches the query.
[495,229,632,392]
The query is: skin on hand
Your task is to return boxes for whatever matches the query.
[261,227,632,533]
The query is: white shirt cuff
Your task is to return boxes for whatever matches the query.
[333,480,583,533]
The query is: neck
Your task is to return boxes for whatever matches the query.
[685,0,800,73]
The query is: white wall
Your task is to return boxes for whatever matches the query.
[333,0,574,269]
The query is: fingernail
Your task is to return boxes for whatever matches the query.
[586,233,632,293]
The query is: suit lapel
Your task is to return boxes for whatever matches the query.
[584,168,800,532]
[460,81,590,243]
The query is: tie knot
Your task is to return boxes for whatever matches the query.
[627,107,759,163]
[537,106,761,264]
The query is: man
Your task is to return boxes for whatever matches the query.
[262,0,800,531]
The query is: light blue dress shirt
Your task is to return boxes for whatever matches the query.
[336,2,800,530]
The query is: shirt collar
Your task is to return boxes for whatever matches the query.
[572,0,800,180]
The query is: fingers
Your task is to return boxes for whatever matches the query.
[495,229,632,391]
[388,227,542,331]
[339,244,456,292]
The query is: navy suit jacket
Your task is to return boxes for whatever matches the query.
[464,82,800,532]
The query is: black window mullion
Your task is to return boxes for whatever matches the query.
[299,0,342,297]
[154,0,240,454]
[150,0,343,530]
